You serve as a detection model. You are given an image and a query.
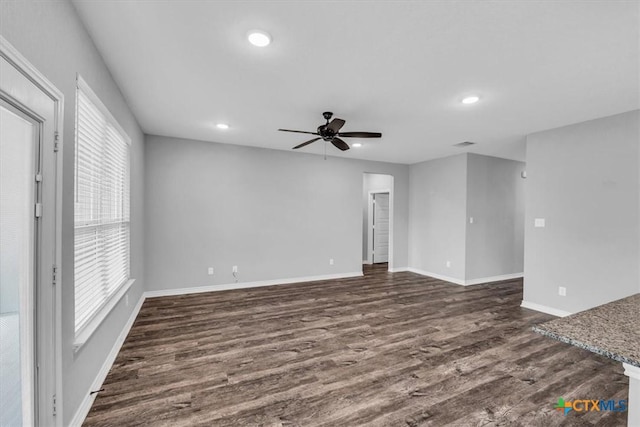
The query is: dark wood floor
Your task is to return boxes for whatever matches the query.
[84,264,628,426]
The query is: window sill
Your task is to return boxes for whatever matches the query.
[73,278,135,353]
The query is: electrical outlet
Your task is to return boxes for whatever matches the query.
[446,261,451,268]
[469,217,474,224]
[208,267,214,275]
[232,265,238,273]
[558,286,567,297]
[329,258,334,265]
[534,218,546,228]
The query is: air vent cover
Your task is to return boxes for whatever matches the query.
[454,141,476,147]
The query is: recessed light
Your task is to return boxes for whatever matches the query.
[462,95,480,104]
[352,143,362,148]
[247,30,271,47]
[216,123,229,130]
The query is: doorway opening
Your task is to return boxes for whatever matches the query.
[0,37,64,427]
[362,173,394,272]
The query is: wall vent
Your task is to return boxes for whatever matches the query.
[453,141,476,147]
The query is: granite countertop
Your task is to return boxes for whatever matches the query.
[533,293,640,368]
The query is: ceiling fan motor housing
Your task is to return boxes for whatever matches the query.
[319,112,335,139]
[318,125,336,140]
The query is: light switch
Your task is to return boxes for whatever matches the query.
[534,218,546,228]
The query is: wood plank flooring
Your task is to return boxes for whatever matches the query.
[84,264,628,426]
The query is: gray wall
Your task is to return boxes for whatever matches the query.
[0,1,145,424]
[362,173,393,262]
[524,110,639,313]
[408,154,468,280]
[144,135,409,291]
[465,154,525,280]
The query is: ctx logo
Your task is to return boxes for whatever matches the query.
[554,397,628,415]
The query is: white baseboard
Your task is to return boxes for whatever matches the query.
[464,272,524,286]
[520,300,572,317]
[406,268,466,285]
[406,268,523,286]
[388,266,409,272]
[69,293,146,427]
[362,260,372,265]
[144,271,364,298]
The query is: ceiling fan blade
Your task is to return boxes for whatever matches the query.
[326,118,346,133]
[279,129,319,135]
[338,131,382,138]
[331,137,350,151]
[293,137,321,150]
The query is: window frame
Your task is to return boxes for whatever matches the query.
[73,75,134,350]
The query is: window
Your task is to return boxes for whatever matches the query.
[74,76,131,341]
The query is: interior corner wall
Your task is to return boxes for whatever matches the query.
[0,1,146,424]
[144,135,409,292]
[362,173,393,262]
[465,154,525,281]
[408,154,468,280]
[523,110,640,313]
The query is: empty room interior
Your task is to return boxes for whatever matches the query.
[1,1,639,426]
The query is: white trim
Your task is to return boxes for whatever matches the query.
[1,35,65,427]
[367,189,391,265]
[520,300,572,317]
[69,293,145,427]
[144,272,364,298]
[362,260,372,265]
[623,363,640,427]
[406,268,523,286]
[388,266,409,273]
[406,267,466,285]
[625,363,640,379]
[464,272,524,286]
[0,37,65,103]
[73,279,135,351]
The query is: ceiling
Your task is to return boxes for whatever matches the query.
[72,0,639,164]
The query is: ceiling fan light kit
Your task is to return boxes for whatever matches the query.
[278,112,382,152]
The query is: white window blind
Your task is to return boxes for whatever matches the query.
[74,76,131,336]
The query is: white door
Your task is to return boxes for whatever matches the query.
[1,39,62,426]
[373,193,389,263]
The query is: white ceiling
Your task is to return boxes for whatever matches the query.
[72,0,639,164]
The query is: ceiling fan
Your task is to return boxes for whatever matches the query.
[278,112,382,151]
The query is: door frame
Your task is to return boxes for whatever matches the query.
[367,189,393,269]
[0,99,41,427]
[1,36,64,426]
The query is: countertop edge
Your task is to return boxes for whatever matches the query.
[532,325,640,369]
